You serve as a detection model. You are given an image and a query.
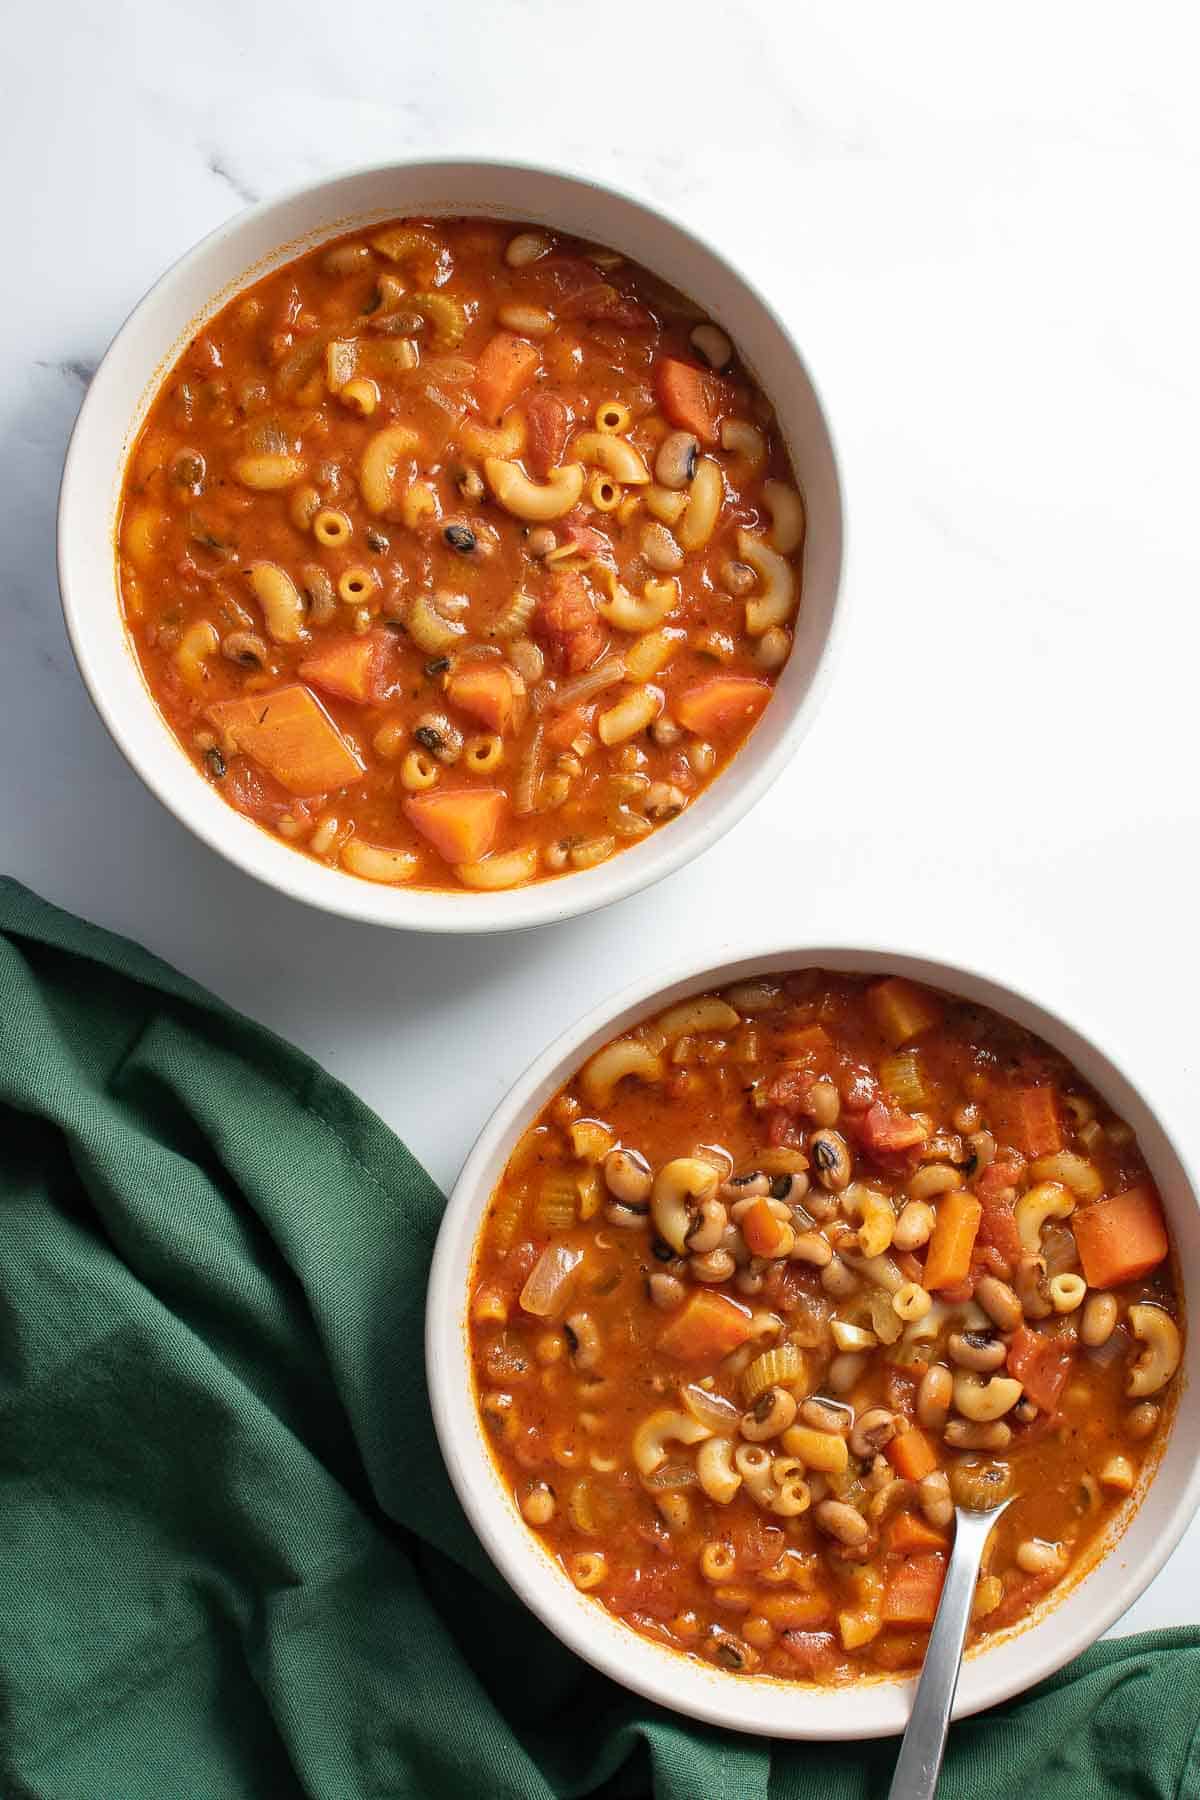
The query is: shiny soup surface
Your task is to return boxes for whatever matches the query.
[117,216,805,893]
[468,971,1181,1683]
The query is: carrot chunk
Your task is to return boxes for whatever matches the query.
[922,1192,982,1291]
[1007,1324,1075,1414]
[654,357,722,445]
[445,664,527,735]
[885,1426,940,1484]
[674,678,771,738]
[1072,1186,1169,1289]
[991,1085,1063,1158]
[208,686,364,796]
[886,1510,951,1555]
[474,332,540,425]
[402,789,506,864]
[882,1553,947,1627]
[656,1290,754,1361]
[741,1197,792,1258]
[298,630,393,705]
[867,977,943,1048]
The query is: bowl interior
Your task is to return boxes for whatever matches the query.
[427,944,1200,1738]
[58,159,844,932]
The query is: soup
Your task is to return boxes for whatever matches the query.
[468,971,1180,1682]
[117,217,804,891]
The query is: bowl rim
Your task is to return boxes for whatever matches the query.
[56,152,847,935]
[426,936,1200,1738]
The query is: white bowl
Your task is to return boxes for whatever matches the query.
[58,158,844,934]
[427,943,1200,1738]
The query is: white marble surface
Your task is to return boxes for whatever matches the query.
[5,1,1200,1639]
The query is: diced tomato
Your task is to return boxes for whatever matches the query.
[606,1563,681,1622]
[975,1155,1026,1203]
[533,570,608,673]
[986,1570,1057,1632]
[765,1107,803,1148]
[524,391,570,478]
[840,1069,880,1113]
[502,1240,543,1287]
[223,758,294,825]
[976,1181,1024,1265]
[884,1366,918,1419]
[545,706,589,751]
[1007,1324,1076,1414]
[779,1631,840,1679]
[936,1278,976,1304]
[858,1101,928,1155]
[730,1517,785,1571]
[541,258,657,330]
[557,518,616,567]
[765,1066,818,1113]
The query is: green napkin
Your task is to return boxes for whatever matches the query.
[1,878,1197,1800]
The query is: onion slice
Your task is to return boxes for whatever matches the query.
[681,1383,742,1432]
[519,1243,583,1318]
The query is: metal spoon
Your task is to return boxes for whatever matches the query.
[886,1495,1014,1800]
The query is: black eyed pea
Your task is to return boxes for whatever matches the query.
[918,1470,954,1529]
[917,1363,953,1432]
[603,1148,652,1207]
[893,1200,935,1252]
[803,1079,841,1128]
[809,1129,851,1192]
[605,1200,648,1230]
[848,1407,897,1459]
[790,1230,833,1268]
[1014,1253,1053,1321]
[690,1248,737,1283]
[1127,1401,1161,1440]
[654,430,700,490]
[975,1274,1024,1333]
[649,1272,686,1309]
[740,1386,798,1442]
[947,1330,1007,1373]
[683,1195,729,1255]
[1081,1292,1118,1348]
[724,1173,772,1203]
[719,558,757,598]
[945,1419,1013,1451]
[814,1499,870,1547]
[800,1397,852,1435]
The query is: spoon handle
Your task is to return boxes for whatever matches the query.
[886,1506,1004,1800]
